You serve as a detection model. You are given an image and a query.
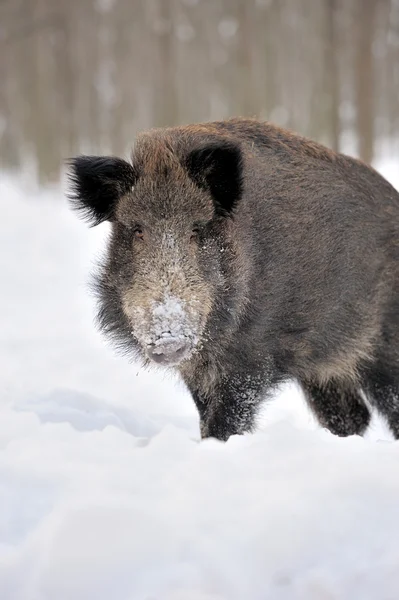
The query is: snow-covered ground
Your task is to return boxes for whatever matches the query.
[0,160,398,600]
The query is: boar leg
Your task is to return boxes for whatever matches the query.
[187,389,211,437]
[300,379,371,437]
[362,359,399,440]
[188,374,271,442]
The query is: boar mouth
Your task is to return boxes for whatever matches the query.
[146,334,193,366]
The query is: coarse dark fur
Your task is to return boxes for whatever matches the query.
[67,118,399,441]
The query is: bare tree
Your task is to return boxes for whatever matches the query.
[354,0,376,164]
[325,0,340,152]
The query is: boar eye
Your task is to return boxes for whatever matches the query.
[133,226,144,240]
[190,227,200,242]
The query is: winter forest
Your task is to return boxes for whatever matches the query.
[1,0,399,183]
[1,2,399,599]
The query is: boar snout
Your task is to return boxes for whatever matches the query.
[147,335,192,366]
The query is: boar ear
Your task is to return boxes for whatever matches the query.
[67,156,137,226]
[185,140,243,216]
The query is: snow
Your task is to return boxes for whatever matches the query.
[0,160,399,600]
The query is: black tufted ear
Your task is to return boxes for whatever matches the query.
[185,139,243,217]
[67,155,137,226]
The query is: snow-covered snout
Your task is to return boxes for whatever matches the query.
[125,293,202,366]
[121,228,214,367]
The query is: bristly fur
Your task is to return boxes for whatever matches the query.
[67,155,137,226]
[185,140,243,216]
[90,262,141,362]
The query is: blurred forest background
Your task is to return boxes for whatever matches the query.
[1,0,398,185]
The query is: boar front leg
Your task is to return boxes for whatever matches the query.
[188,372,273,441]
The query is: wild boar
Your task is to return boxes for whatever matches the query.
[68,118,399,441]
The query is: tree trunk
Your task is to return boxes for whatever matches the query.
[355,0,375,164]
